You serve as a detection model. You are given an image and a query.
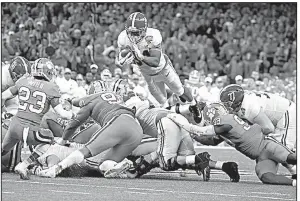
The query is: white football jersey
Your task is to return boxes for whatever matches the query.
[117,28,166,75]
[2,64,14,92]
[237,91,291,126]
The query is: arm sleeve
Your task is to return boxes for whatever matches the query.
[152,30,162,47]
[62,105,91,140]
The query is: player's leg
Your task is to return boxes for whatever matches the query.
[283,103,296,151]
[43,115,143,178]
[263,136,296,165]
[130,137,157,158]
[255,159,295,186]
[157,116,210,180]
[161,56,200,119]
[15,128,54,179]
[143,74,168,105]
[1,142,22,173]
[71,123,102,144]
[2,118,22,156]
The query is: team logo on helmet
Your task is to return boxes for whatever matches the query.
[8,56,31,82]
[219,84,244,113]
[32,58,55,81]
[125,12,148,44]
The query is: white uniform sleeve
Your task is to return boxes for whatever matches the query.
[243,95,260,123]
[117,30,127,49]
[152,29,162,47]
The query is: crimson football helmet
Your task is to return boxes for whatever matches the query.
[8,56,31,82]
[125,12,148,44]
[203,102,229,125]
[31,58,55,81]
[219,84,244,113]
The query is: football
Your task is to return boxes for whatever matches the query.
[120,47,132,57]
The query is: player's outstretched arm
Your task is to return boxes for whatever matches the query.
[253,108,275,135]
[2,86,18,101]
[62,106,90,141]
[167,113,216,136]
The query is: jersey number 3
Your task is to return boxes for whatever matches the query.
[19,86,47,114]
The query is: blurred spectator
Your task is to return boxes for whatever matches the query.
[73,74,87,98]
[100,69,112,81]
[227,51,245,84]
[210,76,224,101]
[56,68,78,98]
[282,54,296,77]
[1,2,296,101]
[90,64,101,81]
[235,75,243,85]
[198,77,214,102]
[84,72,93,91]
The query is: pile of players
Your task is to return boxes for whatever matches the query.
[2,12,296,186]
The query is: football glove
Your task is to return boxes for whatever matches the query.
[117,51,134,67]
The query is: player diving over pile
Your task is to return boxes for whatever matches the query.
[116,12,202,123]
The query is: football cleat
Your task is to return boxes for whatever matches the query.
[222,162,240,182]
[39,164,62,178]
[15,162,30,180]
[104,160,133,178]
[194,152,211,181]
[189,102,202,123]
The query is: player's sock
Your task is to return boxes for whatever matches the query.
[168,103,190,114]
[59,150,85,170]
[22,144,51,167]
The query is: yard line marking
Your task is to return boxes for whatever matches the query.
[125,191,149,195]
[49,190,90,195]
[3,192,14,194]
[251,192,290,196]
[3,179,295,201]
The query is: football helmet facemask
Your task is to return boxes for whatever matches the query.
[125,12,148,44]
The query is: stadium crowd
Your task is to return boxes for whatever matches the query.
[1,3,296,102]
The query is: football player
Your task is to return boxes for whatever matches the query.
[168,103,296,186]
[113,96,239,182]
[1,118,22,173]
[116,12,200,121]
[40,91,144,178]
[1,58,75,179]
[219,84,296,176]
[2,56,32,116]
[220,84,296,151]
